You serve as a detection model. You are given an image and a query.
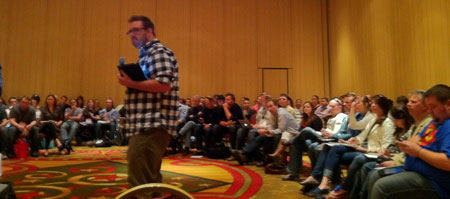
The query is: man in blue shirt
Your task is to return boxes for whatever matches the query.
[371,84,450,199]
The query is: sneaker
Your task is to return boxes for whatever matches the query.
[282,174,300,181]
[306,187,329,197]
[232,150,247,165]
[1,153,7,160]
[226,156,236,161]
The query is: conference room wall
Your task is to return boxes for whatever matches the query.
[328,0,450,99]
[0,0,327,105]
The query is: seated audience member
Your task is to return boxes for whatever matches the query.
[0,106,9,159]
[39,94,64,157]
[177,95,202,155]
[295,99,303,114]
[195,96,221,153]
[314,97,330,119]
[370,84,450,199]
[0,97,7,109]
[232,98,298,165]
[185,98,192,107]
[94,99,102,112]
[302,95,394,196]
[279,94,297,117]
[81,99,100,143]
[95,98,119,143]
[234,94,276,163]
[396,95,409,107]
[6,97,18,118]
[7,97,40,157]
[283,101,323,181]
[311,95,320,108]
[60,99,83,154]
[31,94,41,120]
[342,93,357,114]
[214,95,225,107]
[76,96,85,109]
[219,93,243,152]
[347,95,375,137]
[57,95,70,112]
[234,97,257,151]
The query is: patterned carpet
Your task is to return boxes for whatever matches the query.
[0,146,312,199]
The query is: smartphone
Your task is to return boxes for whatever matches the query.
[378,166,405,177]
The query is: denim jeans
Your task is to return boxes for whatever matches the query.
[178,121,200,148]
[287,127,321,175]
[370,171,439,199]
[61,120,80,143]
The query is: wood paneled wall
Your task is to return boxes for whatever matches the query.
[0,0,328,105]
[328,0,450,99]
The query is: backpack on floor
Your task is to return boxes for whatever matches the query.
[205,143,231,159]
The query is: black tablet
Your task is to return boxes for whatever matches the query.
[118,63,147,81]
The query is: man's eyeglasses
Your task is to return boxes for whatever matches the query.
[126,27,146,35]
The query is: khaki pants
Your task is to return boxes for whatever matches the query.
[127,128,171,192]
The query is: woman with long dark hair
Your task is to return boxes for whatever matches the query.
[282,101,323,181]
[39,95,64,157]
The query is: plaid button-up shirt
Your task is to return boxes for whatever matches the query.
[124,39,179,137]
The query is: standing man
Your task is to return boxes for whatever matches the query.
[118,15,179,197]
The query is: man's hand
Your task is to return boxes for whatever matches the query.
[204,124,211,130]
[25,124,33,132]
[258,129,270,136]
[378,160,394,167]
[396,140,422,157]
[321,129,332,138]
[118,70,133,87]
[222,103,229,109]
[17,124,25,132]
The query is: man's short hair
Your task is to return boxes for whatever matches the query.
[225,93,235,101]
[312,95,319,100]
[19,96,31,102]
[8,97,16,103]
[321,97,329,101]
[128,15,155,36]
[408,90,426,103]
[242,97,250,101]
[268,98,279,106]
[425,84,450,104]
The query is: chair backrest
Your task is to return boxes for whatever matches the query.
[115,183,193,199]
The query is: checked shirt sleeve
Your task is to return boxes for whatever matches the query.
[152,50,175,85]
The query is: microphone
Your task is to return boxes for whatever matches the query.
[119,57,125,66]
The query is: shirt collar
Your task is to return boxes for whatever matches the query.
[139,38,160,58]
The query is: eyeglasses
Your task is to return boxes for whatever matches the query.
[126,27,146,35]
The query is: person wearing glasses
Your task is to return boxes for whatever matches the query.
[118,15,179,198]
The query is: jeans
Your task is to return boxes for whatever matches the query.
[242,134,278,158]
[194,124,220,149]
[95,122,116,140]
[220,124,240,149]
[7,126,40,153]
[0,127,8,153]
[235,127,250,150]
[341,153,375,195]
[287,127,322,175]
[370,171,440,199]
[61,120,80,143]
[311,145,360,180]
[178,121,200,148]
